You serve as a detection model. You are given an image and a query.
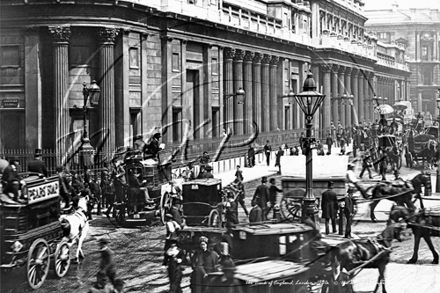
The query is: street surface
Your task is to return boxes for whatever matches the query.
[1,152,440,293]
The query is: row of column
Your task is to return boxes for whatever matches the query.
[49,26,118,160]
[376,75,399,106]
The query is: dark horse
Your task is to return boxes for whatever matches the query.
[363,172,431,222]
[334,219,403,293]
[389,204,439,264]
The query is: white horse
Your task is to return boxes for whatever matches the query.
[59,197,90,263]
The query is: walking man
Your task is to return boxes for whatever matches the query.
[359,151,373,179]
[321,181,338,235]
[252,177,269,221]
[247,145,255,167]
[98,238,117,287]
[326,133,333,155]
[263,140,272,166]
[266,178,282,219]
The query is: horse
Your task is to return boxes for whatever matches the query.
[389,204,439,264]
[333,219,404,293]
[59,197,90,263]
[364,172,431,222]
[421,139,438,169]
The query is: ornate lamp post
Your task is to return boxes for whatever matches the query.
[224,87,246,104]
[293,72,326,222]
[81,80,100,169]
[436,90,440,192]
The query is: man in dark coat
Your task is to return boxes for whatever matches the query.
[321,181,338,235]
[274,146,284,173]
[252,177,269,221]
[344,187,357,239]
[359,151,373,179]
[204,258,244,293]
[2,157,22,202]
[248,200,262,223]
[263,140,272,166]
[197,165,214,179]
[98,238,117,286]
[147,133,162,158]
[247,145,255,167]
[191,237,219,293]
[27,148,48,177]
[266,178,282,219]
[57,165,72,209]
[325,133,333,155]
[165,239,185,293]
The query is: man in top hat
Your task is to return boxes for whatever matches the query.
[163,213,182,266]
[147,132,162,158]
[252,177,269,221]
[2,157,24,202]
[344,187,357,239]
[165,237,185,293]
[27,148,48,177]
[204,258,243,293]
[99,238,117,287]
[192,236,219,293]
[198,165,214,179]
[321,181,338,235]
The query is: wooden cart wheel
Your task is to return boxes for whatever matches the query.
[208,209,222,228]
[27,238,50,290]
[54,239,71,278]
[114,203,126,226]
[280,189,304,222]
[160,191,172,224]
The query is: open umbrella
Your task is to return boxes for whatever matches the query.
[375,104,394,115]
[393,101,409,111]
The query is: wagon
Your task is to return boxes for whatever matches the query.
[181,178,225,227]
[377,134,402,170]
[1,174,71,289]
[113,150,175,227]
[405,133,436,169]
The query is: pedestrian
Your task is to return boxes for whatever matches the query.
[146,132,162,158]
[56,165,72,209]
[204,258,244,293]
[339,136,346,155]
[191,236,219,293]
[321,181,338,235]
[165,238,185,293]
[197,165,214,179]
[234,165,244,182]
[291,146,299,156]
[231,177,248,217]
[27,148,48,177]
[379,114,388,134]
[359,151,373,179]
[336,131,341,148]
[98,238,117,287]
[2,157,24,202]
[275,146,284,174]
[106,158,126,218]
[252,177,269,221]
[263,140,272,166]
[344,187,357,239]
[163,213,182,266]
[248,200,262,223]
[377,147,388,181]
[326,133,333,155]
[247,145,255,167]
[224,190,239,226]
[89,172,102,215]
[266,178,282,219]
[199,151,210,167]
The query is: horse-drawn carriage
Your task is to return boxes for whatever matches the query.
[0,175,72,289]
[405,131,437,169]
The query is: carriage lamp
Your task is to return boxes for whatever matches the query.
[224,87,245,104]
[293,72,325,223]
[80,81,101,167]
[277,89,295,104]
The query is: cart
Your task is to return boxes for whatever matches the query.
[405,133,436,169]
[378,134,402,170]
[1,175,71,289]
[181,178,225,227]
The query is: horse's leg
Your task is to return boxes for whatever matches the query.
[78,223,89,259]
[378,263,387,293]
[422,229,439,264]
[370,200,380,222]
[408,228,421,264]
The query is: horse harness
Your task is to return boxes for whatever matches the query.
[353,237,388,261]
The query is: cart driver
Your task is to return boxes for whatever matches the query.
[2,157,25,203]
[127,169,154,208]
[346,163,368,199]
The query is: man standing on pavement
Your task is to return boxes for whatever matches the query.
[266,178,282,219]
[27,148,48,177]
[252,177,269,221]
[344,187,357,239]
[321,181,338,235]
[234,165,244,182]
[326,133,333,155]
[263,140,272,166]
[247,145,255,167]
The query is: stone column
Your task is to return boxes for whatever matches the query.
[311,65,320,137]
[366,72,374,122]
[233,49,245,135]
[252,53,262,131]
[269,55,279,131]
[345,67,352,127]
[261,54,271,132]
[243,51,254,134]
[331,64,340,124]
[98,27,118,154]
[351,68,359,125]
[224,48,235,134]
[358,71,364,123]
[321,64,332,135]
[338,66,346,127]
[49,26,71,164]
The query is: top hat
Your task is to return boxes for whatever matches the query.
[328,181,334,188]
[153,133,162,138]
[34,148,43,157]
[205,165,213,171]
[261,176,268,183]
[221,258,236,271]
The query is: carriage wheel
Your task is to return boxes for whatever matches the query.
[160,191,172,224]
[54,239,71,278]
[280,189,304,222]
[208,210,222,228]
[114,203,126,226]
[27,238,50,289]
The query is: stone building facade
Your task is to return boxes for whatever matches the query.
[0,0,410,161]
[365,3,440,115]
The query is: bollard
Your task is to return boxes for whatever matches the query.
[436,168,440,193]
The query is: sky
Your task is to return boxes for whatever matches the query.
[364,0,440,10]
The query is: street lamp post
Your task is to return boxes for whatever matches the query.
[293,72,326,222]
[435,90,440,192]
[81,80,100,172]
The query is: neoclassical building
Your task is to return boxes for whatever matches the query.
[0,0,410,161]
[365,3,440,114]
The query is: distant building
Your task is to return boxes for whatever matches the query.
[365,2,440,114]
[0,0,410,162]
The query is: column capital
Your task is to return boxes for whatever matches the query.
[338,65,346,74]
[98,27,119,44]
[49,26,71,43]
[331,64,340,73]
[270,55,279,65]
[234,49,245,61]
[224,48,236,59]
[319,63,332,73]
[244,51,254,62]
[253,52,263,63]
[262,54,271,64]
[345,67,353,76]
[352,67,359,76]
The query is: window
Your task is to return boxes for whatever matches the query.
[212,107,220,137]
[1,45,19,67]
[211,58,218,75]
[129,48,139,68]
[421,46,428,60]
[423,68,432,85]
[70,44,90,66]
[173,107,182,142]
[172,53,180,72]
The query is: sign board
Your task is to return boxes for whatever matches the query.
[280,152,348,178]
[1,98,19,108]
[27,180,59,204]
